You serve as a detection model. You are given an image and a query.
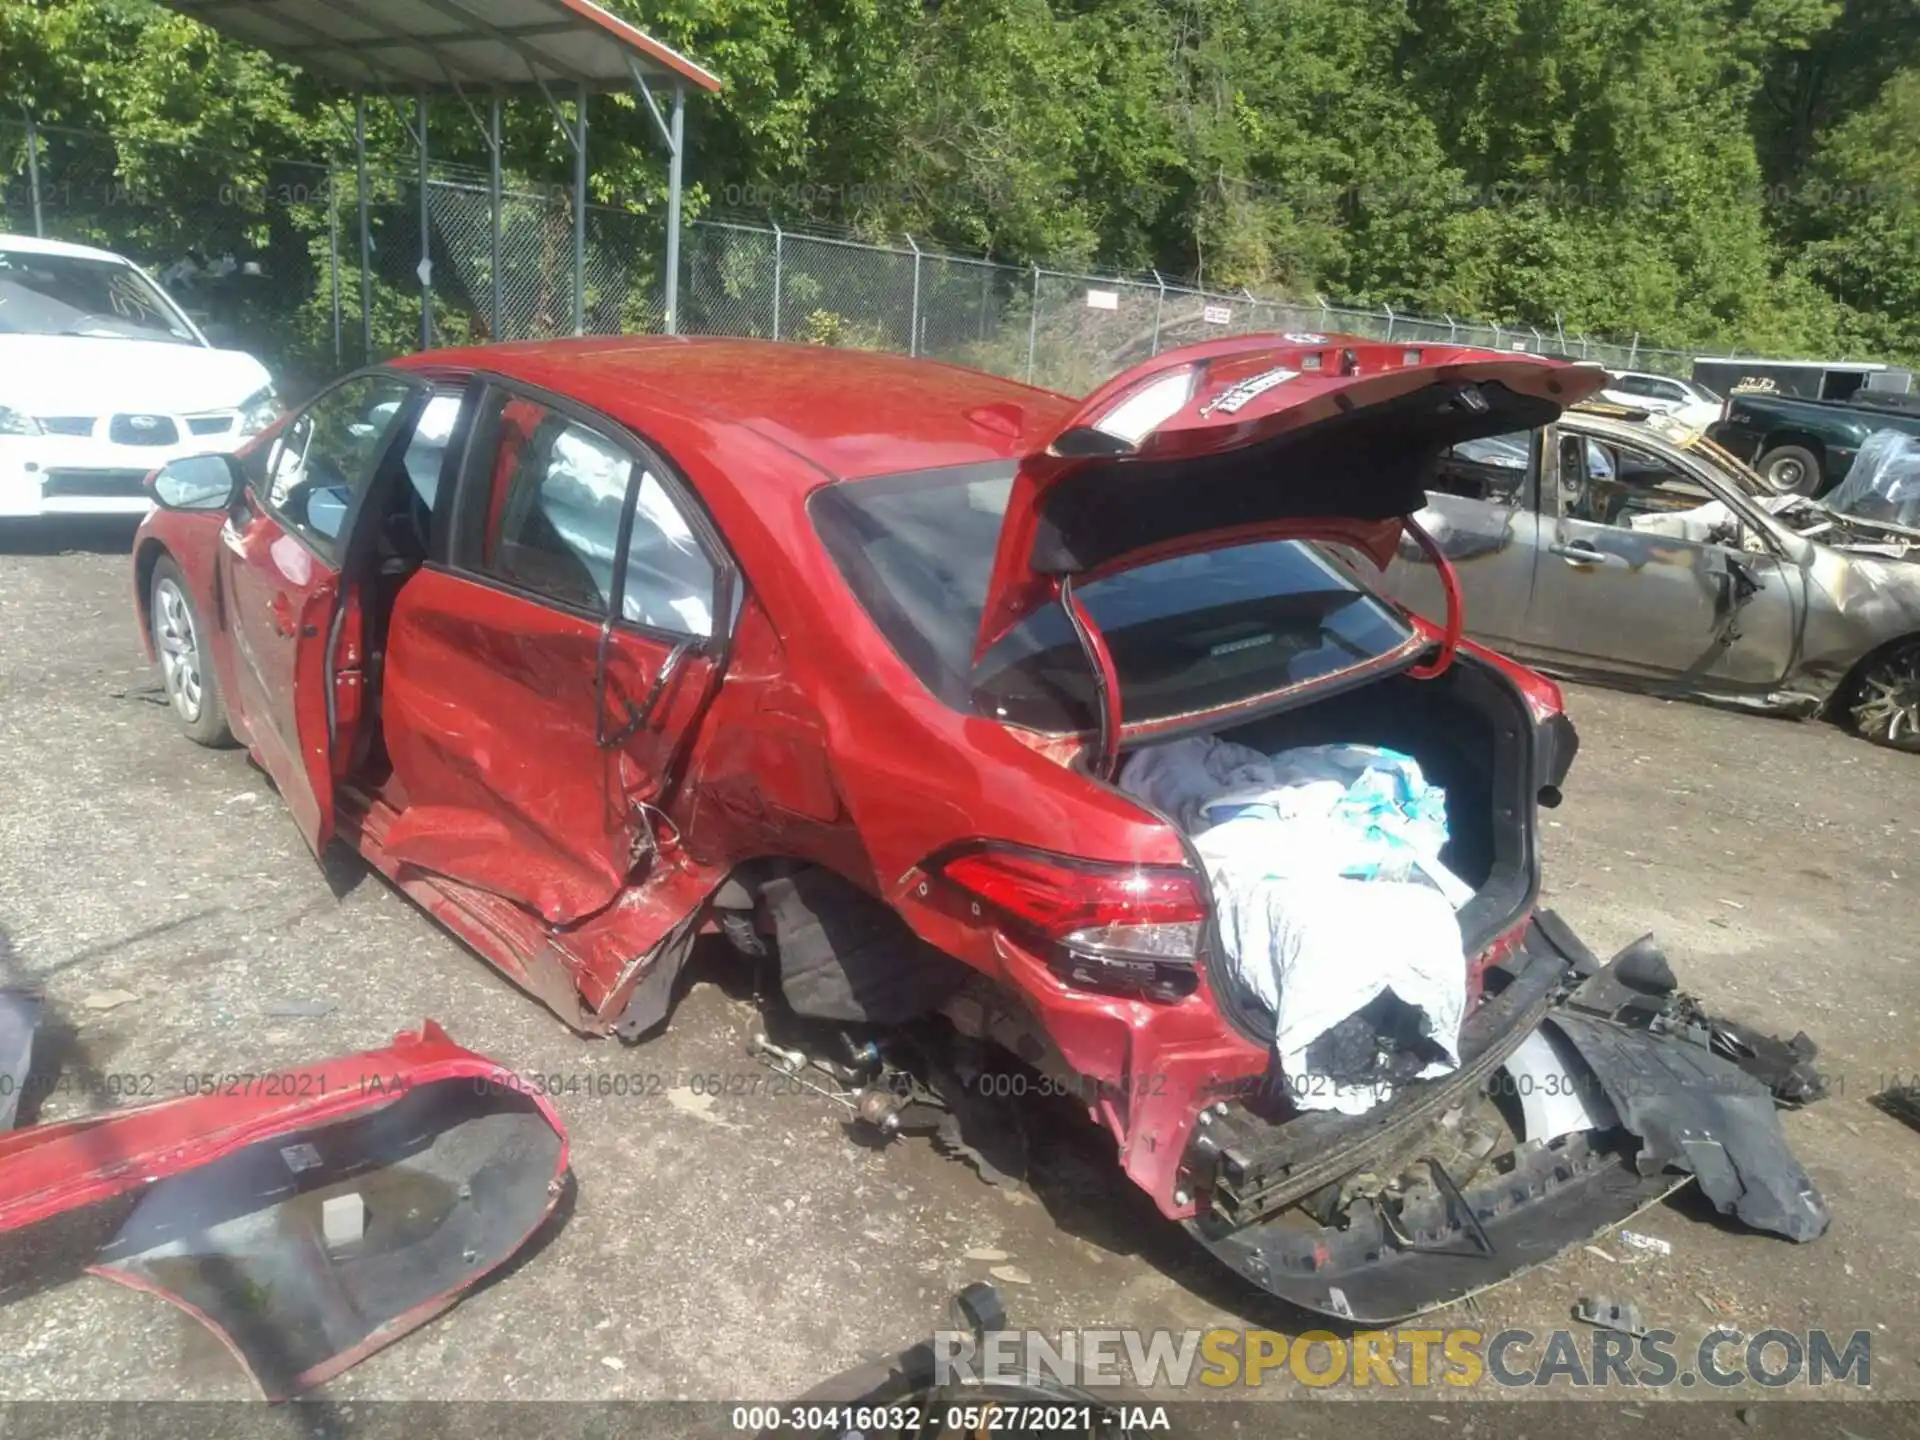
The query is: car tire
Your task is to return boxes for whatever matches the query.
[1756,444,1822,497]
[1849,641,1920,753]
[150,556,234,748]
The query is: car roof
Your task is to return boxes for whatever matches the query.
[399,336,1077,488]
[0,233,133,264]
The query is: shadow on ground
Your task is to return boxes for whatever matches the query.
[0,516,144,557]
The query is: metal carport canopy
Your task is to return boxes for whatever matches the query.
[160,0,720,341]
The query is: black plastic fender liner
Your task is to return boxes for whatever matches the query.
[1547,1011,1830,1244]
[762,867,972,1025]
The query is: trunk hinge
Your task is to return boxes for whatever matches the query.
[1059,574,1123,781]
[1404,516,1462,681]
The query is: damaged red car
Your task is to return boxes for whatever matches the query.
[132,335,1827,1322]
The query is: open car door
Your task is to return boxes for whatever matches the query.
[219,371,431,854]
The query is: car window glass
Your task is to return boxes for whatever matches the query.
[1567,437,1716,529]
[459,391,715,637]
[261,374,418,560]
[1432,430,1532,506]
[813,464,1413,729]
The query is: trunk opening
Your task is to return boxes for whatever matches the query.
[1120,651,1538,1046]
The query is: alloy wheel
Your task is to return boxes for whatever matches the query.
[1852,644,1920,750]
[154,578,204,724]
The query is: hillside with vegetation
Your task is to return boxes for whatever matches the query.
[3,0,1916,364]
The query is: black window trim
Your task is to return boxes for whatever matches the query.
[435,370,740,655]
[247,365,434,567]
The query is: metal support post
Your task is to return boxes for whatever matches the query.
[573,85,588,335]
[23,110,44,237]
[357,96,373,361]
[1026,264,1041,384]
[490,94,504,341]
[664,83,684,335]
[627,61,688,337]
[906,234,922,357]
[417,92,432,351]
[328,167,342,367]
[770,217,783,340]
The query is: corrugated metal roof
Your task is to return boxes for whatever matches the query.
[164,0,720,93]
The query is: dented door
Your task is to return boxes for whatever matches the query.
[380,382,728,925]
[1518,430,1801,690]
[1388,428,1546,645]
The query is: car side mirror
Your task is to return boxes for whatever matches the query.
[151,454,244,512]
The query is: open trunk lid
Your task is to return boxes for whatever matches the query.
[975,338,1606,660]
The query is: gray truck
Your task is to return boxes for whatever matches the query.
[1709,388,1920,496]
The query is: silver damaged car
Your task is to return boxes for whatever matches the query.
[1385,402,1920,751]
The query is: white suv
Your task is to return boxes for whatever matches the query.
[0,234,281,518]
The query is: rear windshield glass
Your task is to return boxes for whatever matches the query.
[811,462,1416,732]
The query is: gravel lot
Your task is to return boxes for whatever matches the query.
[2,516,1918,1414]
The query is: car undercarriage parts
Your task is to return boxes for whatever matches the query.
[750,1030,952,1150]
[763,1282,1149,1440]
[1565,933,1827,1106]
[750,1030,911,1136]
[749,1021,1032,1188]
[1575,1295,1650,1339]
[1181,920,1830,1322]
[1872,1083,1920,1134]
[1545,1011,1829,1243]
[0,1022,570,1400]
[612,909,703,1042]
[758,867,972,1025]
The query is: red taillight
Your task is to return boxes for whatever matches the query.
[934,844,1209,1000]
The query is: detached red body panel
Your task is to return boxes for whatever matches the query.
[0,1023,568,1399]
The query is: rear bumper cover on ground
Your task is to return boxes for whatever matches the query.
[1183,919,1827,1323]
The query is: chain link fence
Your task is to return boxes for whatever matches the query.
[5,111,1704,400]
[0,115,667,397]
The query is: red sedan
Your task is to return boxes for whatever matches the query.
[132,335,1826,1321]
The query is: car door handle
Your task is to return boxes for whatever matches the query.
[1550,541,1616,566]
[268,592,295,638]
